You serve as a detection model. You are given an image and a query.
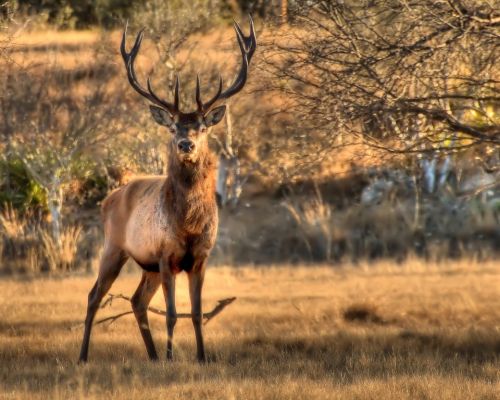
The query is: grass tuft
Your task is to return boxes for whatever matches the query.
[343,303,386,325]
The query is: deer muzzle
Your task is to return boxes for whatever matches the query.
[178,139,195,154]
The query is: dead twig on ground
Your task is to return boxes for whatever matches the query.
[70,294,236,330]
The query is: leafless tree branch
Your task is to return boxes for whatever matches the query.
[260,0,500,154]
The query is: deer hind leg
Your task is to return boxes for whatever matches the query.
[78,245,128,363]
[131,271,161,360]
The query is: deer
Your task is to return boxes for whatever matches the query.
[78,17,256,363]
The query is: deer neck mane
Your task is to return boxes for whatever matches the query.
[167,151,215,188]
[162,150,217,234]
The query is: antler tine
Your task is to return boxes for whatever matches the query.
[198,75,223,113]
[121,24,179,115]
[174,75,180,110]
[120,20,132,58]
[146,77,170,109]
[196,74,202,111]
[216,15,256,102]
[121,25,146,86]
[216,24,249,99]
[248,14,257,60]
[234,14,257,61]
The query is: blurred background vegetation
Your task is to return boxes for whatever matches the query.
[1,0,291,28]
[0,0,498,274]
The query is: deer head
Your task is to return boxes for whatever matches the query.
[121,17,257,165]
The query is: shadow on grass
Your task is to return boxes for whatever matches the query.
[0,320,80,337]
[1,322,498,393]
[226,330,500,368]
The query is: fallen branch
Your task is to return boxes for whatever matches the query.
[71,294,236,330]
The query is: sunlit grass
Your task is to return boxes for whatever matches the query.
[0,261,498,399]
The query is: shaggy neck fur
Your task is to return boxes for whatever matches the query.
[162,148,217,235]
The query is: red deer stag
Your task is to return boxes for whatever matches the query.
[78,17,256,363]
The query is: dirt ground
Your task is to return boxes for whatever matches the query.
[0,259,499,399]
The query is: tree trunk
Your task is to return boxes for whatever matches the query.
[229,157,242,207]
[47,175,63,244]
[281,0,288,25]
[422,158,437,194]
[216,154,229,207]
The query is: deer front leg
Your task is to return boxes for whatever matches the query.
[160,256,177,361]
[188,260,206,363]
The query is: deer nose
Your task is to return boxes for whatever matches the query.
[178,139,195,154]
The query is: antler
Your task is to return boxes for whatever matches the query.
[196,15,257,113]
[121,16,257,116]
[120,22,179,116]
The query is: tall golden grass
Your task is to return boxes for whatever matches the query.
[0,205,82,273]
[39,225,82,272]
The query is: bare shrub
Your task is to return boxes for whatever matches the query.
[283,188,340,261]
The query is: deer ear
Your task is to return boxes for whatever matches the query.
[205,105,226,127]
[150,105,175,127]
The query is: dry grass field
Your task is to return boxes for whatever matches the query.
[0,260,499,399]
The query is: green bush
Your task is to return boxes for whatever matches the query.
[0,157,47,212]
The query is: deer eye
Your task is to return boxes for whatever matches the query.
[200,126,207,134]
